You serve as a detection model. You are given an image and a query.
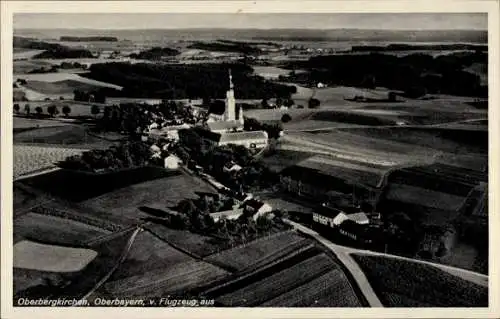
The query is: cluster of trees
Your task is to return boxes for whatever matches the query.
[163,194,290,245]
[129,47,180,60]
[244,117,283,139]
[82,62,297,100]
[73,89,108,104]
[260,97,295,109]
[284,51,487,98]
[175,130,278,192]
[59,141,152,172]
[94,100,195,134]
[13,103,71,117]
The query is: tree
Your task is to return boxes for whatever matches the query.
[62,105,71,117]
[91,105,100,118]
[35,106,43,116]
[308,98,321,109]
[13,104,20,114]
[284,98,294,108]
[24,104,31,115]
[47,105,59,117]
[281,114,292,123]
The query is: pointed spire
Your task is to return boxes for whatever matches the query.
[229,68,234,90]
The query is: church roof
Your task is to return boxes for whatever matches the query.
[219,131,268,143]
[207,120,243,132]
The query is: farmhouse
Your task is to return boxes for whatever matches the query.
[312,204,373,245]
[240,198,273,220]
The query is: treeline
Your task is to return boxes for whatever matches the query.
[60,36,118,42]
[351,43,488,52]
[82,62,297,99]
[129,47,180,60]
[284,51,487,98]
[13,36,95,59]
[188,41,261,55]
[33,47,95,59]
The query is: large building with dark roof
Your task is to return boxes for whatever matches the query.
[279,155,389,207]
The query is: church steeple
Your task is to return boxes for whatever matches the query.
[229,68,234,90]
[225,68,236,121]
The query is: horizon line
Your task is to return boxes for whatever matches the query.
[14,27,488,31]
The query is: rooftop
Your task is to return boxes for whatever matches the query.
[206,120,243,132]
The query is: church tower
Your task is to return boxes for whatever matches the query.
[225,69,236,121]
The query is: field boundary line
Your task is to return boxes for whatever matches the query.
[202,242,316,296]
[77,226,142,303]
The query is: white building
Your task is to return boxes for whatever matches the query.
[218,131,268,149]
[164,154,182,169]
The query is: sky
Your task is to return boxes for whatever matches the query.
[14,13,487,30]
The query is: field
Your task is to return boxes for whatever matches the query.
[145,223,225,257]
[14,59,55,74]
[216,253,339,306]
[283,131,437,166]
[13,116,71,129]
[205,231,312,271]
[14,212,110,246]
[19,166,178,202]
[23,80,105,96]
[261,149,313,172]
[260,268,362,307]
[14,145,87,179]
[106,231,194,282]
[351,254,488,307]
[14,123,117,149]
[14,72,123,90]
[101,258,228,299]
[338,127,488,155]
[14,240,98,273]
[252,66,291,79]
[81,172,216,224]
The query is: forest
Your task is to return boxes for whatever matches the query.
[82,62,297,99]
[284,51,487,97]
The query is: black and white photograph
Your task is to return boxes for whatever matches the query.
[1,1,499,318]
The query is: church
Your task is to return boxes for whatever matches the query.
[197,69,268,151]
[206,69,245,133]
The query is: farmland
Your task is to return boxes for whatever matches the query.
[261,268,362,307]
[338,127,488,155]
[216,253,344,306]
[18,166,178,202]
[14,212,110,246]
[23,80,105,96]
[14,145,88,179]
[14,240,98,273]
[100,258,228,299]
[145,223,225,258]
[351,254,488,307]
[105,231,194,281]
[14,72,123,90]
[81,172,216,223]
[205,231,312,271]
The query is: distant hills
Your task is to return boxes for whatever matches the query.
[14,28,487,44]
